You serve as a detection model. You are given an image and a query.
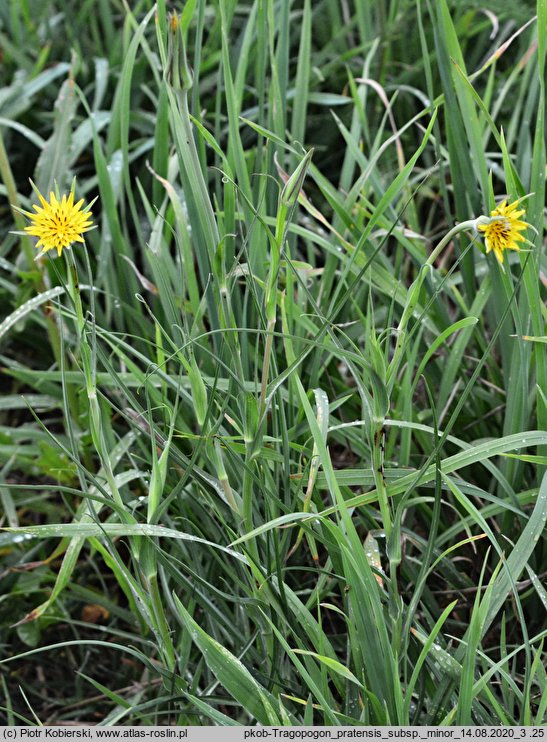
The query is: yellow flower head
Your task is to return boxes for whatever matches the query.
[20,183,95,258]
[476,199,528,267]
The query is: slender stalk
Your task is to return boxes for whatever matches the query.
[426,218,478,267]
[388,219,479,389]
[383,218,482,535]
[149,574,176,670]
[259,321,275,413]
[372,424,392,539]
[66,248,127,515]
[0,129,65,375]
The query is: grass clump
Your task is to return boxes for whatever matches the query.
[0,0,545,727]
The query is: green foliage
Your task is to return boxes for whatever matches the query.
[0,0,545,727]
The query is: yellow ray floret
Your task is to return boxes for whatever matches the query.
[477,199,528,266]
[21,186,95,258]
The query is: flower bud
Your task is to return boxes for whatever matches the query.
[166,12,193,92]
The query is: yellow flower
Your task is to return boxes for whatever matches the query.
[477,199,528,266]
[20,185,95,258]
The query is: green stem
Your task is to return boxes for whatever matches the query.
[388,218,478,389]
[259,320,276,414]
[66,249,127,515]
[372,425,392,539]
[0,129,65,382]
[149,574,176,671]
[425,218,477,267]
[383,218,481,533]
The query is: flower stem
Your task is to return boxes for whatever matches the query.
[387,218,478,391]
[425,219,477,267]
[66,249,127,515]
[0,130,65,376]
